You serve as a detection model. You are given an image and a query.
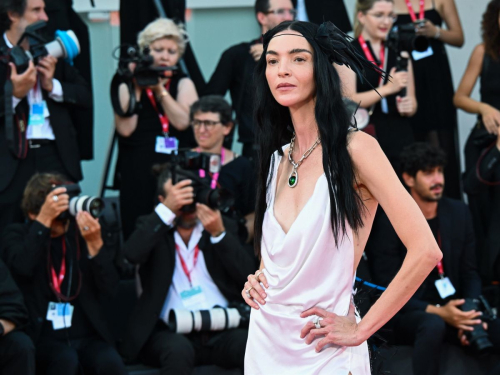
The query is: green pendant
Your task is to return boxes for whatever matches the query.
[288,169,298,188]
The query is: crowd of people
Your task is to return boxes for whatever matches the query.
[0,0,499,374]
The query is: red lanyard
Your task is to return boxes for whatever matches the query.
[50,237,66,294]
[405,0,425,22]
[146,81,171,136]
[436,231,445,278]
[176,244,200,286]
[197,148,225,189]
[358,35,385,85]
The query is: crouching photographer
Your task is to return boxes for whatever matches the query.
[0,173,126,375]
[119,166,255,375]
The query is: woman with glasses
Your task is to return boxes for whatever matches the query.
[190,96,256,243]
[338,0,416,175]
[114,18,199,240]
[393,0,464,198]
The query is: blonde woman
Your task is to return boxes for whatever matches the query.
[114,18,198,239]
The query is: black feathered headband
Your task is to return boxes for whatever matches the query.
[264,21,387,86]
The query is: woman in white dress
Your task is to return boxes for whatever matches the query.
[242,21,443,374]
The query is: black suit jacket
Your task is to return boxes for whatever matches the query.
[0,36,92,192]
[0,221,119,344]
[0,258,29,329]
[119,212,255,361]
[292,0,352,32]
[365,197,482,312]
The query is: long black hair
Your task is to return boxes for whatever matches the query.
[253,21,379,257]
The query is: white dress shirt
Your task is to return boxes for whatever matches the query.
[154,203,228,324]
[4,33,63,140]
[296,0,309,22]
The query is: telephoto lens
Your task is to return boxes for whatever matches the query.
[461,298,493,355]
[68,196,104,219]
[168,307,241,334]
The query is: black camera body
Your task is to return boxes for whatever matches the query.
[387,22,429,54]
[123,46,179,87]
[461,297,495,355]
[51,184,104,219]
[170,150,234,213]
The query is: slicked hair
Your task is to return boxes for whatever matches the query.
[0,0,26,33]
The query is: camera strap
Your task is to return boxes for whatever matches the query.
[175,244,200,287]
[436,231,445,278]
[405,0,425,22]
[197,147,225,189]
[146,81,172,136]
[358,35,385,86]
[50,236,67,294]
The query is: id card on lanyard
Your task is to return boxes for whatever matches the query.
[405,0,434,61]
[28,79,49,127]
[358,35,389,114]
[197,147,224,189]
[147,81,179,154]
[434,231,456,299]
[176,244,207,308]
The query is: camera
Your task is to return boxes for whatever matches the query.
[110,45,179,117]
[51,184,104,219]
[169,150,235,213]
[461,297,495,355]
[168,307,242,334]
[387,22,429,54]
[0,21,80,74]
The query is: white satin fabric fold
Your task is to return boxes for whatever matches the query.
[244,150,371,374]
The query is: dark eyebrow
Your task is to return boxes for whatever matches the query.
[266,49,312,56]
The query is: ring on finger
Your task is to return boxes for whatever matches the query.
[313,316,323,329]
[245,286,254,299]
[255,270,263,279]
[52,195,59,202]
[83,226,89,231]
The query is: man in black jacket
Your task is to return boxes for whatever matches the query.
[0,0,92,235]
[120,167,255,374]
[365,143,500,375]
[205,0,295,161]
[0,258,35,374]
[1,173,126,375]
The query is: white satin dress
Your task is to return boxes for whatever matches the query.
[244,150,371,375]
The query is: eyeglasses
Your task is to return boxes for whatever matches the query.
[366,12,398,23]
[266,8,297,18]
[191,119,222,130]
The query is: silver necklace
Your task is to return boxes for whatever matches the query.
[287,133,321,188]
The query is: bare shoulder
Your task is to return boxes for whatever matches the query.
[347,131,382,162]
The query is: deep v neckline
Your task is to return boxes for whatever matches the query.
[269,153,326,236]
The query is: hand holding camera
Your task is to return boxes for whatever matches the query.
[36,55,57,92]
[384,67,409,96]
[414,19,439,39]
[36,187,69,228]
[10,60,37,99]
[479,103,500,135]
[76,211,103,257]
[163,179,194,215]
[436,299,482,331]
[196,203,225,237]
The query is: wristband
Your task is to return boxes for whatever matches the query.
[157,90,168,100]
[434,26,441,39]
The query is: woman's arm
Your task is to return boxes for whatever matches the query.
[156,77,198,131]
[351,132,442,342]
[454,44,500,135]
[416,0,464,47]
[114,83,141,137]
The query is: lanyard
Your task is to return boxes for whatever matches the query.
[146,80,171,136]
[175,244,200,286]
[358,35,385,86]
[405,0,425,22]
[197,148,225,189]
[436,231,445,278]
[50,237,66,294]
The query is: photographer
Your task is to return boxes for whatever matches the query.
[190,96,256,242]
[0,258,35,374]
[114,18,198,240]
[365,143,500,375]
[0,0,92,235]
[205,0,295,162]
[338,0,416,175]
[0,173,126,375]
[454,0,500,283]
[119,167,254,374]
[393,0,464,198]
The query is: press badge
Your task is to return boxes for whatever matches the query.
[28,100,49,126]
[46,302,74,330]
[180,285,206,309]
[155,136,178,154]
[435,277,456,299]
[412,46,434,61]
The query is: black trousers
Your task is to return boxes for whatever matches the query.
[36,336,127,375]
[140,322,248,375]
[393,310,500,375]
[0,142,71,235]
[0,331,35,375]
